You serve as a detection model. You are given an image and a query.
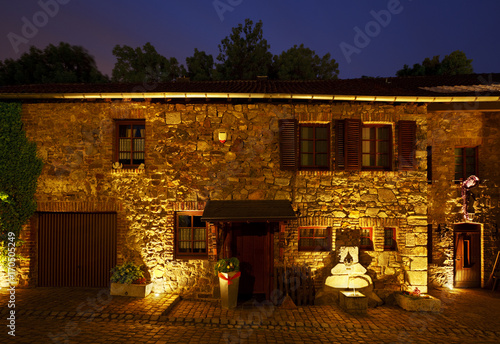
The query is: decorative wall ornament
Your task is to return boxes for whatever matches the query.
[461,175,480,221]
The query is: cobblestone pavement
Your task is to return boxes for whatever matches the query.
[0,287,499,343]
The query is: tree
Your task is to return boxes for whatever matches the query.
[215,19,273,80]
[440,50,474,75]
[185,49,215,81]
[272,44,339,80]
[0,42,108,85]
[396,50,473,76]
[112,42,184,82]
[0,103,43,269]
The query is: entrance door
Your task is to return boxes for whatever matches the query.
[454,223,481,288]
[231,222,272,300]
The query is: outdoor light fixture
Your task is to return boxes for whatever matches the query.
[462,175,480,221]
[218,131,227,144]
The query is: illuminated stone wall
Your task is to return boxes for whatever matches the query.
[427,110,500,288]
[15,100,430,296]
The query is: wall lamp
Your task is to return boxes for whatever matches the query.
[218,131,227,144]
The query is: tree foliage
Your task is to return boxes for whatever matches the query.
[0,42,108,86]
[396,50,473,76]
[0,103,43,266]
[186,48,214,81]
[272,44,339,80]
[215,19,273,80]
[0,20,342,84]
[111,42,184,82]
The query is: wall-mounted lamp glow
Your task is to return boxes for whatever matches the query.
[218,131,227,144]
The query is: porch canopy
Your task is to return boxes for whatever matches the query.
[201,200,297,222]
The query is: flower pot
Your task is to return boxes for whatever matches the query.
[395,293,441,312]
[110,282,153,298]
[218,271,240,309]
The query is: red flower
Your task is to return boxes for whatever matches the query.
[133,277,146,284]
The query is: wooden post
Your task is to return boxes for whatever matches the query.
[279,222,286,261]
[487,251,500,287]
[222,222,233,259]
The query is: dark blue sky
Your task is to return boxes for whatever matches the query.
[1,0,499,79]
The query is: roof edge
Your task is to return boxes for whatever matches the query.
[1,92,499,103]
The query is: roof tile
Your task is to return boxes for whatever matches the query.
[0,74,499,97]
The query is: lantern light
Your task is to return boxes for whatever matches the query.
[219,131,227,144]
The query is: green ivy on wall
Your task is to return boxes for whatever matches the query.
[0,102,43,269]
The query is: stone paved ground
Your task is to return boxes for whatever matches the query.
[0,287,499,343]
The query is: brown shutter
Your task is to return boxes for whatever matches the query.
[398,120,417,170]
[279,119,298,170]
[345,119,361,171]
[335,120,345,170]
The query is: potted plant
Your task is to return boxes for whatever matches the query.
[110,262,153,297]
[395,287,441,312]
[215,257,240,309]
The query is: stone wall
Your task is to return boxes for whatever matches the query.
[11,100,429,296]
[427,110,500,287]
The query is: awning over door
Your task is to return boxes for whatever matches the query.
[201,200,297,222]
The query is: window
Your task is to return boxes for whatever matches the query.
[384,227,396,251]
[335,120,415,171]
[427,224,433,264]
[298,227,331,251]
[300,124,330,169]
[115,120,145,168]
[362,125,392,170]
[455,147,478,183]
[427,146,432,184]
[278,120,330,171]
[360,227,373,250]
[175,212,207,259]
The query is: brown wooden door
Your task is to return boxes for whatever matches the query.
[231,222,272,300]
[38,212,117,287]
[454,223,481,288]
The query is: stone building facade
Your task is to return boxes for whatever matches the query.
[427,105,500,289]
[1,76,499,300]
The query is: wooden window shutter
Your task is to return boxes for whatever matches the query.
[345,119,361,170]
[279,119,298,170]
[335,120,345,170]
[398,120,417,170]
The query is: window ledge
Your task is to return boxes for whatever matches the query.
[175,256,209,261]
[111,168,146,175]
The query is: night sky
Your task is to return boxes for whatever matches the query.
[1,0,499,80]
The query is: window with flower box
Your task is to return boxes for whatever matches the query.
[115,120,145,168]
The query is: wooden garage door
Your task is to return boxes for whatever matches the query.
[38,212,117,287]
